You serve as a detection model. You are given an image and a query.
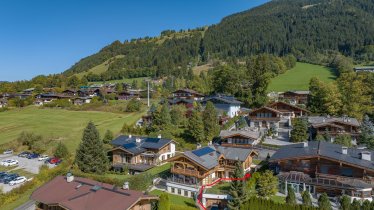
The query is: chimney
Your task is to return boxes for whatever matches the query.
[342,146,348,155]
[136,137,141,143]
[158,134,162,139]
[66,172,74,183]
[361,151,371,161]
[303,142,308,148]
[123,181,129,190]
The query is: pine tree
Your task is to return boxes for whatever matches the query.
[286,186,297,205]
[302,190,312,207]
[103,130,114,144]
[157,193,170,210]
[350,199,361,210]
[188,110,205,143]
[54,141,70,159]
[75,122,109,174]
[362,199,371,210]
[290,118,308,142]
[318,193,332,210]
[256,170,278,198]
[228,161,247,210]
[360,115,374,147]
[203,101,220,142]
[339,195,350,210]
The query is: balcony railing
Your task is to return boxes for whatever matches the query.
[248,117,281,121]
[171,167,202,178]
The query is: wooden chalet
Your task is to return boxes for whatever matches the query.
[166,146,257,198]
[219,129,261,148]
[270,141,374,201]
[31,175,158,210]
[278,90,310,105]
[268,101,309,117]
[248,106,282,128]
[62,89,77,96]
[308,116,360,141]
[171,89,204,101]
[110,135,176,173]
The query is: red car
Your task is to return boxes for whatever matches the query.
[46,157,61,164]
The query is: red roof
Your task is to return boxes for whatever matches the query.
[31,176,157,210]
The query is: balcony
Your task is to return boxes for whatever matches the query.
[171,167,202,178]
[249,116,281,121]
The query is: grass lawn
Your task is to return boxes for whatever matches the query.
[205,182,230,195]
[88,77,150,85]
[270,195,286,203]
[0,106,145,153]
[150,189,196,208]
[268,62,337,92]
[1,186,37,210]
[75,55,124,79]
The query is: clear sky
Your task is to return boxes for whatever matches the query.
[0,0,269,82]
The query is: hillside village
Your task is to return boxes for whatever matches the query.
[0,0,374,210]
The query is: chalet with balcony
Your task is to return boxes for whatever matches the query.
[110,135,176,173]
[31,175,158,210]
[248,106,282,129]
[62,89,77,96]
[118,90,140,100]
[202,95,243,118]
[172,89,204,101]
[219,129,261,148]
[268,101,309,118]
[278,90,310,105]
[308,116,360,141]
[354,67,374,73]
[270,141,374,202]
[72,97,92,105]
[166,146,257,197]
[34,93,72,106]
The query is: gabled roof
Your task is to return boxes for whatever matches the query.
[111,135,173,155]
[308,116,360,127]
[173,88,204,96]
[270,141,374,171]
[31,176,157,210]
[249,106,281,114]
[203,95,243,105]
[180,145,254,170]
[269,101,310,113]
[220,129,261,140]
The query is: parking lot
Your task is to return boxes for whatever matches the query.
[0,153,54,192]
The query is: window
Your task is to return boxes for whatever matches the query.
[171,188,175,193]
[178,189,182,195]
[184,190,188,197]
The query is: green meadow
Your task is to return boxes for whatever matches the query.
[268,62,337,92]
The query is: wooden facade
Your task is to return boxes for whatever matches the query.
[221,133,259,148]
[279,91,309,105]
[172,89,204,101]
[248,107,281,128]
[269,101,309,117]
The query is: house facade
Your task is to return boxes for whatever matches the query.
[308,116,360,141]
[270,141,374,202]
[110,135,176,173]
[171,89,204,101]
[278,91,310,105]
[166,146,257,198]
[202,95,242,118]
[219,129,262,148]
[31,175,158,210]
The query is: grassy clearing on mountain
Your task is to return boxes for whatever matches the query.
[0,106,145,153]
[75,55,124,79]
[267,62,337,92]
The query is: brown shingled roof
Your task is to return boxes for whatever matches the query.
[31,176,158,210]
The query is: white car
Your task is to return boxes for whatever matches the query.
[38,155,49,161]
[9,176,27,186]
[1,159,19,166]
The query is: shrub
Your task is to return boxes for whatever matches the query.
[125,98,141,112]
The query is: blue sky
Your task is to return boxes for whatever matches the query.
[0,0,269,81]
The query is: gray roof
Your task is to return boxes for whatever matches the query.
[220,129,260,140]
[308,116,360,127]
[270,141,374,171]
[111,135,173,155]
[183,145,253,170]
[203,95,243,105]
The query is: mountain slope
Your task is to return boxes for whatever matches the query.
[64,0,374,79]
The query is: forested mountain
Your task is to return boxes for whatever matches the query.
[63,0,374,80]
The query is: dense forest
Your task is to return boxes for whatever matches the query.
[62,0,374,81]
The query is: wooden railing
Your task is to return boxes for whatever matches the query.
[248,117,281,121]
[171,167,201,178]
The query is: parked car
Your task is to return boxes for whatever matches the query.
[27,153,39,159]
[3,174,19,184]
[18,151,31,158]
[0,159,18,166]
[9,176,27,186]
[38,155,49,161]
[46,157,61,165]
[3,149,13,155]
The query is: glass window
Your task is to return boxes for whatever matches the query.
[178,189,182,195]
[184,191,188,197]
